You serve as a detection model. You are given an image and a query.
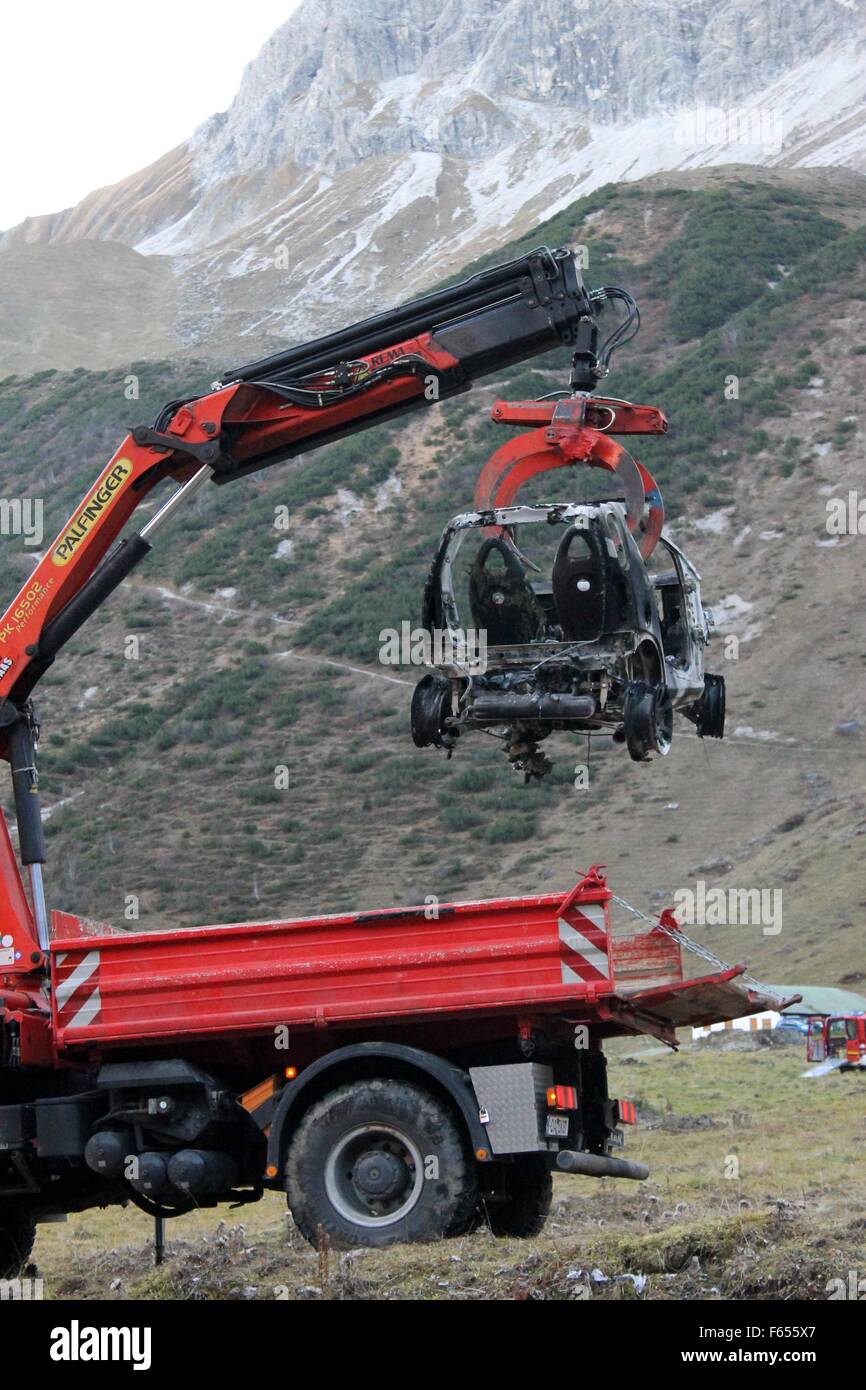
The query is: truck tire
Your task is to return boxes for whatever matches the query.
[484,1155,553,1238]
[285,1078,478,1249]
[0,1204,36,1278]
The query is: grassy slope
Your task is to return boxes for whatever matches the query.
[0,166,863,976]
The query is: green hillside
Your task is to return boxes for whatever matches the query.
[0,168,864,984]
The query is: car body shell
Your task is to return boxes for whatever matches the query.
[415,502,719,771]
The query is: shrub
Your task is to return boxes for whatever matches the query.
[484,814,538,844]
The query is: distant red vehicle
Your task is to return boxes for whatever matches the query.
[806,1014,866,1070]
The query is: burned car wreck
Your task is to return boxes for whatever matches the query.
[411,502,725,780]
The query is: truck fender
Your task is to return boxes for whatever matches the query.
[265,1042,491,1177]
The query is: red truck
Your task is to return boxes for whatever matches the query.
[1,858,782,1266]
[0,250,785,1270]
[806,1014,866,1072]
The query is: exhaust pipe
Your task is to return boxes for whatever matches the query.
[468,692,597,723]
[556,1149,649,1181]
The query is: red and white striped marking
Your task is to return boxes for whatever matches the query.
[558,904,609,986]
[54,950,101,1030]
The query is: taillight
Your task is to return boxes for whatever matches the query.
[547,1084,578,1110]
[616,1099,637,1125]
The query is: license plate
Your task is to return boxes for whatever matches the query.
[607,1127,624,1149]
[546,1115,569,1138]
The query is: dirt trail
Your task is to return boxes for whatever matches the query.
[273,649,412,688]
[145,583,297,629]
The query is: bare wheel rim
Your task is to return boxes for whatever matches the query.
[324,1123,425,1228]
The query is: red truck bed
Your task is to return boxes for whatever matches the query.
[48,869,784,1052]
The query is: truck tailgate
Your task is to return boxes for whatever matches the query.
[620,968,795,1030]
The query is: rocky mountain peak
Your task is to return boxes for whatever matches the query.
[1,0,865,375]
[191,0,865,181]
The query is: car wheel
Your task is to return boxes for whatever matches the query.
[411,673,453,748]
[623,680,673,760]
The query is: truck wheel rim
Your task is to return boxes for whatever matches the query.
[324,1124,425,1227]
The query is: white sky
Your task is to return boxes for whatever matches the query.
[0,1,303,231]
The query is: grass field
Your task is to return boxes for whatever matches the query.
[30,1035,866,1301]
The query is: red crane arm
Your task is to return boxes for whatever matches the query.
[0,246,643,965]
[0,247,600,709]
[0,338,456,708]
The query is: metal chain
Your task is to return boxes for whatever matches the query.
[606,890,782,1001]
